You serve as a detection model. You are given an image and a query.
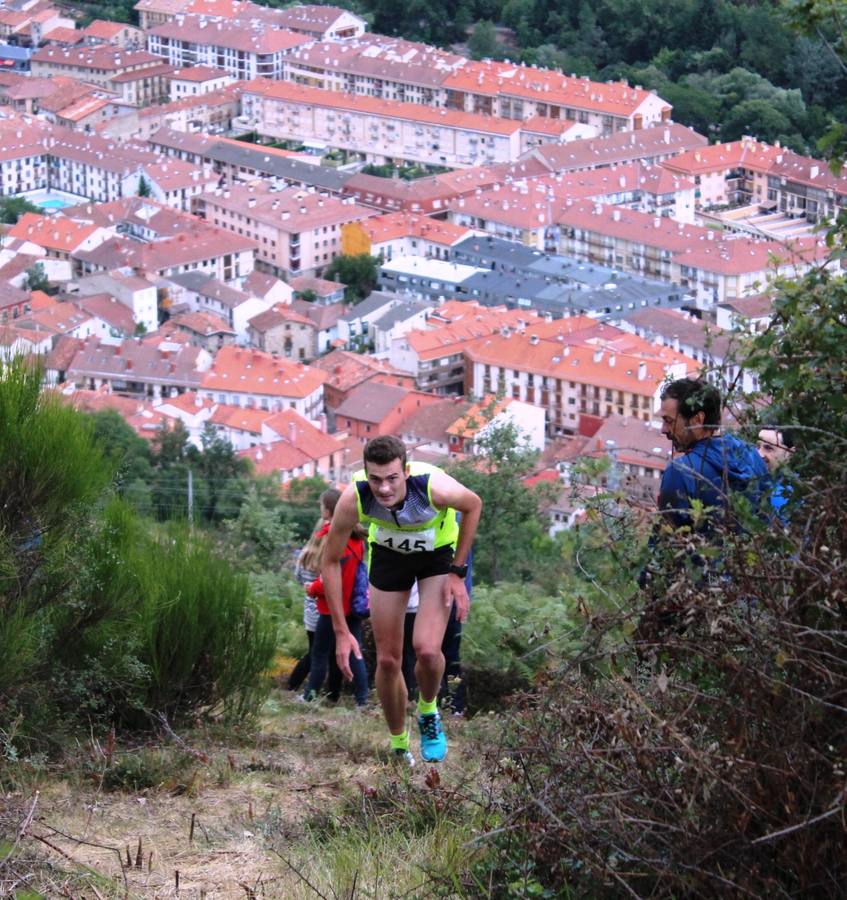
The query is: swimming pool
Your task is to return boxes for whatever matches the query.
[19,190,86,213]
[37,197,73,210]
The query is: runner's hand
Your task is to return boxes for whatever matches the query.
[444,574,470,624]
[335,630,362,681]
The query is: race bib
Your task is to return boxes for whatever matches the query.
[372,526,436,554]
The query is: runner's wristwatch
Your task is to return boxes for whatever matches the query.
[449,563,468,578]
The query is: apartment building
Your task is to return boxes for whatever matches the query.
[0,113,51,195]
[336,126,706,215]
[662,137,847,224]
[147,16,309,80]
[134,0,193,31]
[766,150,847,222]
[388,301,547,394]
[200,344,326,419]
[108,63,174,107]
[269,5,366,41]
[464,320,696,435]
[524,124,708,173]
[661,137,780,208]
[672,234,829,306]
[447,162,696,249]
[283,36,465,103]
[149,127,350,194]
[194,181,374,278]
[241,79,530,168]
[0,111,216,205]
[378,246,683,320]
[556,198,833,306]
[74,220,256,283]
[618,307,758,393]
[130,84,242,139]
[442,62,670,134]
[281,35,670,135]
[30,46,164,89]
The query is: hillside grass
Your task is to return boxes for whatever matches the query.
[0,689,504,898]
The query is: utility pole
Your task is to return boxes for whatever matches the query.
[187,468,194,526]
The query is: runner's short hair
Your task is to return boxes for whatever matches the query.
[363,435,407,469]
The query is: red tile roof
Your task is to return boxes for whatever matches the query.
[662,138,781,177]
[74,293,135,333]
[149,16,310,53]
[41,26,81,45]
[248,303,315,332]
[9,212,100,252]
[239,439,311,475]
[263,407,341,460]
[674,235,829,276]
[168,309,236,336]
[210,402,270,434]
[166,65,231,83]
[82,20,128,39]
[244,78,525,135]
[202,345,326,398]
[361,212,473,247]
[311,348,405,392]
[442,61,667,118]
[32,46,161,70]
[465,326,699,394]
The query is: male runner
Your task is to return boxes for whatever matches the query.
[321,435,482,764]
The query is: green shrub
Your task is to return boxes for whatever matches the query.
[52,500,277,728]
[463,582,587,682]
[1,358,277,745]
[0,357,113,721]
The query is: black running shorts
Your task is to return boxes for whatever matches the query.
[368,543,454,592]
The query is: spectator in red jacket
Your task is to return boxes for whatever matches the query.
[303,512,370,707]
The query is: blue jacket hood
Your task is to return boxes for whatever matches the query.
[659,433,770,529]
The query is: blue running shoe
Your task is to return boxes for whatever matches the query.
[418,711,447,762]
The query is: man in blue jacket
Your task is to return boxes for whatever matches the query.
[638,378,770,641]
[657,378,769,532]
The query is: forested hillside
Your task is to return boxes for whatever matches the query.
[361,0,847,152]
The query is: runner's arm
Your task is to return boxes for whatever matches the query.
[430,472,482,622]
[429,470,482,568]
